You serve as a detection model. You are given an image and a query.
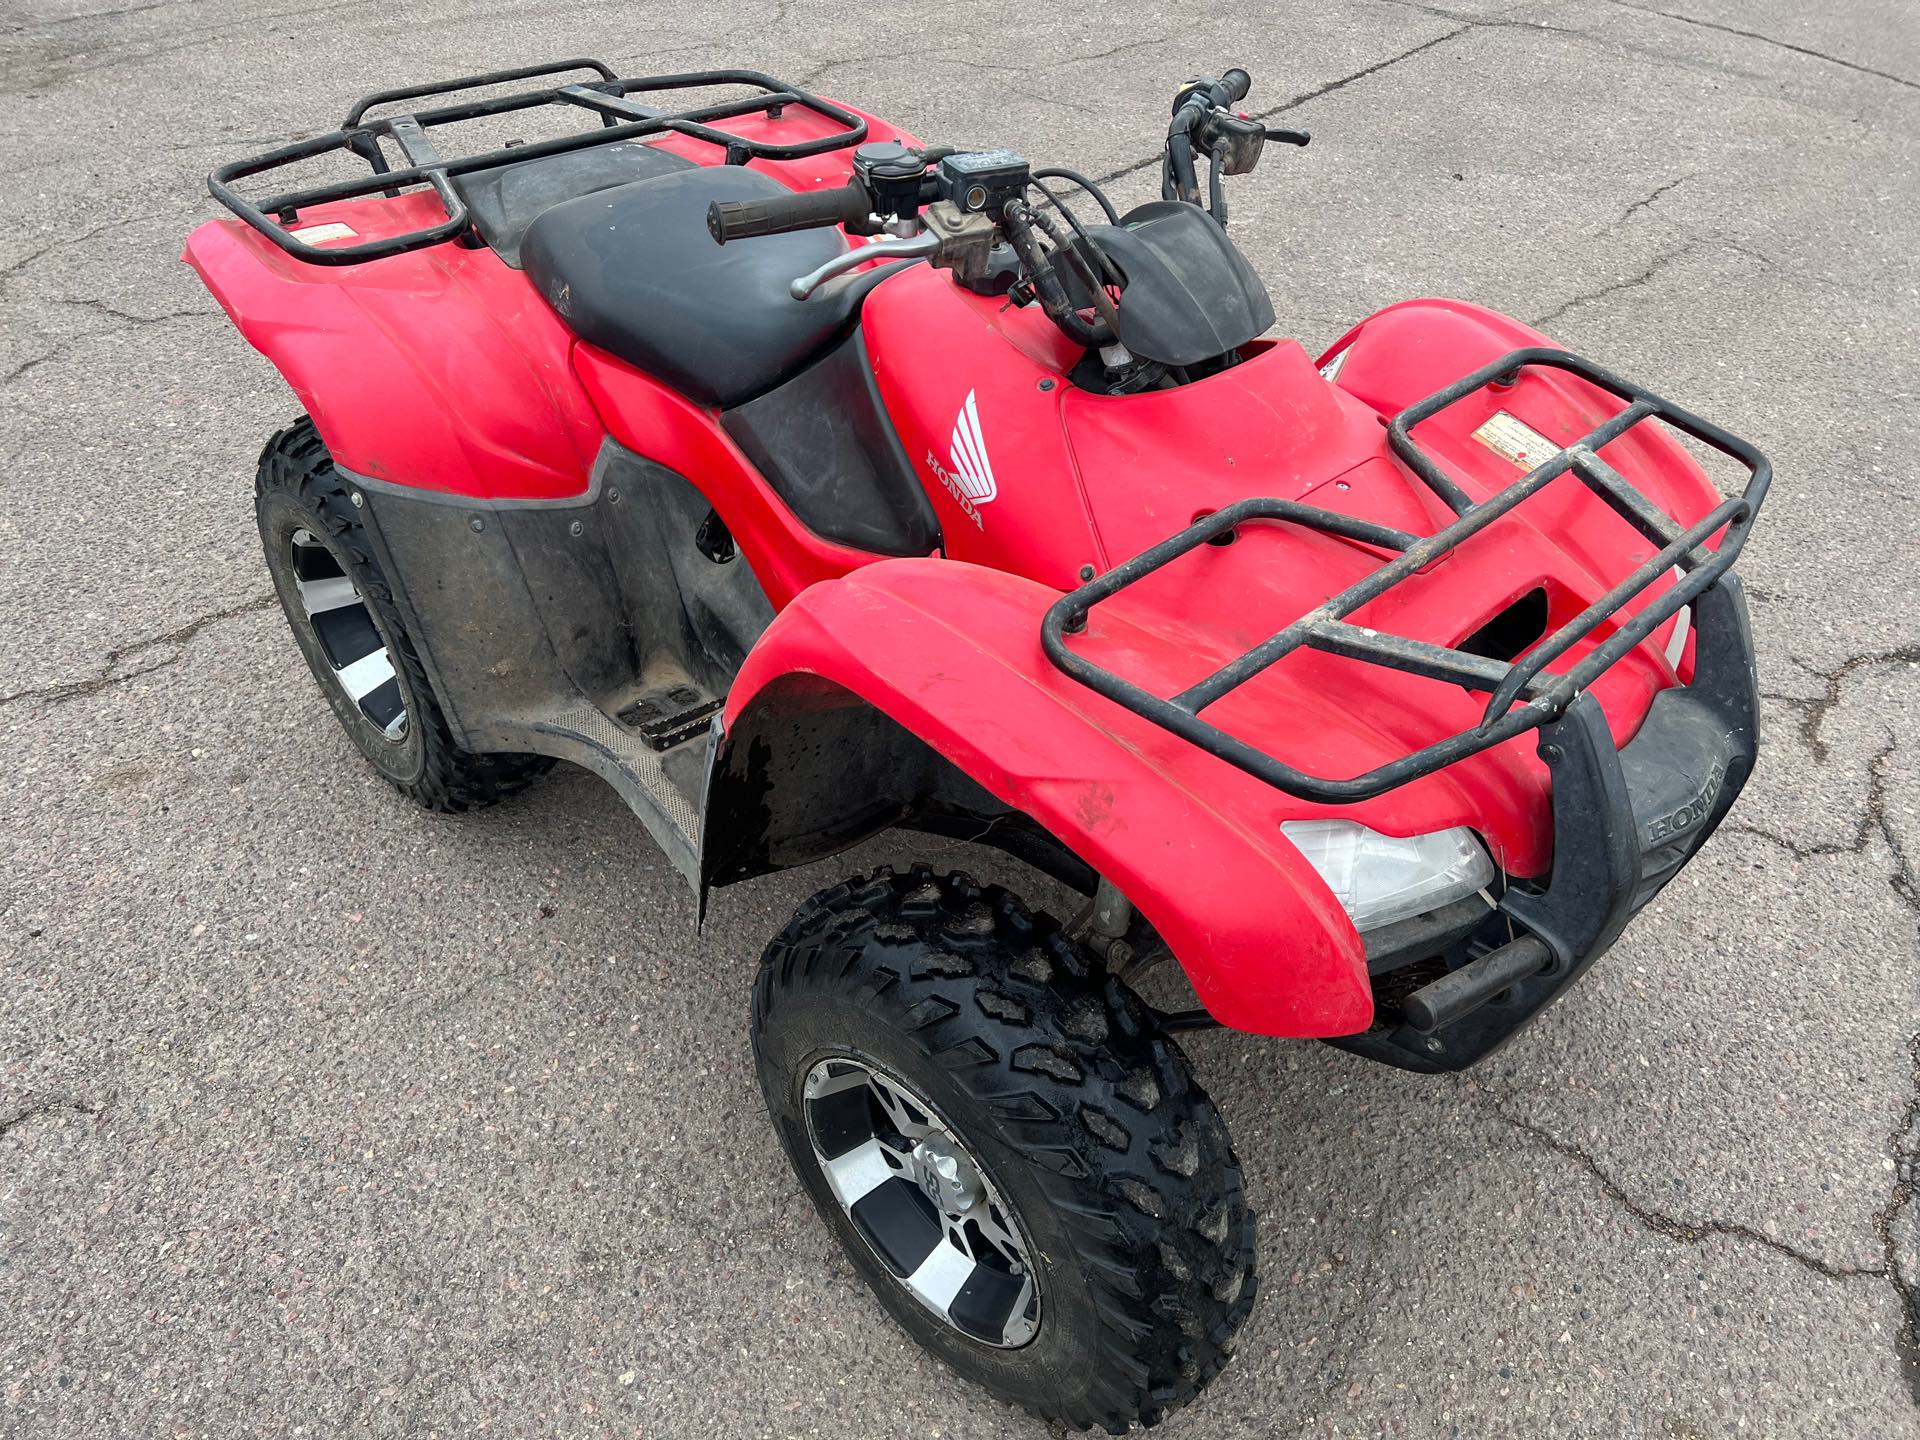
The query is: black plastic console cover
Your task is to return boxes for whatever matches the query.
[721,328,941,557]
[1091,201,1275,366]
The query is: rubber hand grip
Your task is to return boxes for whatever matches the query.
[1218,67,1251,105]
[706,182,871,245]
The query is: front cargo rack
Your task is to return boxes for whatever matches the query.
[1040,347,1771,803]
[208,61,868,266]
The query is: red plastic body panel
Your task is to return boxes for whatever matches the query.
[852,284,1721,879]
[1318,298,1710,694]
[863,265,1093,587]
[186,102,1735,1035]
[181,100,919,500]
[723,559,1375,1038]
[185,190,605,499]
[570,341,886,607]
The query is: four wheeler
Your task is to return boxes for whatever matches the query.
[187,60,1770,1431]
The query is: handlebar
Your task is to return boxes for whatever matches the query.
[702,68,1303,364]
[1171,67,1250,123]
[1167,68,1243,207]
[1163,65,1303,215]
[707,180,872,245]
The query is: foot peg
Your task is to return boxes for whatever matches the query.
[617,684,723,752]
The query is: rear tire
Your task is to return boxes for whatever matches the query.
[752,866,1256,1432]
[255,417,550,812]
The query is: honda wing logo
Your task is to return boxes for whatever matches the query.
[925,389,996,528]
[948,390,996,504]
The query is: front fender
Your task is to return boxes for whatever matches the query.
[707,557,1373,1038]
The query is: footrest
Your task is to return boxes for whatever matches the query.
[617,684,723,752]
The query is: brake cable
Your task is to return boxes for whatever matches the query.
[1208,140,1230,225]
[1028,204,1123,338]
[1026,177,1125,290]
[1029,165,1120,225]
[1001,200,1110,348]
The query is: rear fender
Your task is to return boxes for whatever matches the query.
[183,211,605,499]
[704,558,1374,1038]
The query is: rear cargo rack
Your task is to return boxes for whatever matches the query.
[1040,347,1771,802]
[208,61,868,265]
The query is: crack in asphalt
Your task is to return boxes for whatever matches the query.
[604,41,728,73]
[1721,651,1920,1395]
[1073,0,1814,198]
[1528,236,1718,327]
[793,45,926,93]
[0,0,374,90]
[1,306,224,387]
[1490,637,1920,1394]
[1524,214,1858,327]
[1727,736,1919,914]
[0,593,275,709]
[1611,171,1696,231]
[1091,25,1476,186]
[1498,1072,1920,1402]
[46,297,222,327]
[0,216,216,385]
[1491,1102,1884,1281]
[1,346,68,387]
[1775,642,1920,767]
[0,215,142,289]
[1382,0,1800,91]
[0,1097,102,1142]
[1601,0,1920,93]
[1745,643,1920,958]
[794,26,1187,94]
[1064,32,1186,67]
[4,0,187,24]
[1376,0,1584,39]
[1872,1033,1920,1402]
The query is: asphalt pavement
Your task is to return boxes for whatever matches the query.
[2,0,1917,1435]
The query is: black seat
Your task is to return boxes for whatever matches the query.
[452,141,695,268]
[522,167,873,409]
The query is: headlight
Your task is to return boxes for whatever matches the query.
[1281,820,1494,932]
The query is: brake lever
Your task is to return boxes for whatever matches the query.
[789,231,939,301]
[1265,127,1311,146]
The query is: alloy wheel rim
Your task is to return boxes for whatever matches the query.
[803,1056,1041,1347]
[287,528,407,741]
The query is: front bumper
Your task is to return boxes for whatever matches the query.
[1332,575,1760,1073]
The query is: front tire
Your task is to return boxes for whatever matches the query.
[255,417,550,812]
[752,867,1256,1432]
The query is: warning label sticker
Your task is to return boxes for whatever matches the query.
[289,221,357,243]
[1470,410,1561,472]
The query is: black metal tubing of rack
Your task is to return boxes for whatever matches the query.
[208,63,868,265]
[1040,347,1771,803]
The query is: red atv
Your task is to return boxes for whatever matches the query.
[188,61,1769,1431]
